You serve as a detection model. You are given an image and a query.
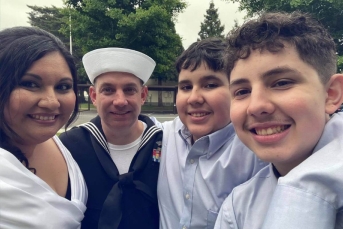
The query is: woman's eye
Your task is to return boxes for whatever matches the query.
[19,81,38,88]
[57,84,73,91]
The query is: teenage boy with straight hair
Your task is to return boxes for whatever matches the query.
[152,38,267,229]
[214,11,343,229]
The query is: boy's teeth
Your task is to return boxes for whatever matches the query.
[256,126,285,136]
[192,113,206,117]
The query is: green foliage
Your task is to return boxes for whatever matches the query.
[338,55,343,73]
[61,0,187,83]
[27,5,68,43]
[27,5,89,83]
[223,0,343,72]
[198,1,225,40]
[227,19,240,36]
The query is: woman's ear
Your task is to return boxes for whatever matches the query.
[325,74,343,114]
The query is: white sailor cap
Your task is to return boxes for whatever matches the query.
[82,47,156,84]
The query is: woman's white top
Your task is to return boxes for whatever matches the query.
[0,136,87,229]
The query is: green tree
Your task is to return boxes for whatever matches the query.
[198,0,225,40]
[338,56,343,73]
[62,0,186,87]
[27,5,67,43]
[27,5,89,84]
[223,0,343,71]
[227,19,240,36]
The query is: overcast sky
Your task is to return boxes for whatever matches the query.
[0,0,246,48]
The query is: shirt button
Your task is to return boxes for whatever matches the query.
[185,193,190,199]
[189,159,194,164]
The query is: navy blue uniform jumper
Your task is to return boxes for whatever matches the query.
[59,114,162,229]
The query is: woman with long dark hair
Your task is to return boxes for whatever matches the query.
[0,26,87,228]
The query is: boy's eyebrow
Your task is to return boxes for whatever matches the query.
[201,75,222,81]
[178,79,190,86]
[261,67,300,79]
[229,78,249,87]
[178,74,222,85]
[230,66,300,87]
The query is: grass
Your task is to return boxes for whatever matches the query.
[79,102,95,111]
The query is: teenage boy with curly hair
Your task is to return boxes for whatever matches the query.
[215,11,343,229]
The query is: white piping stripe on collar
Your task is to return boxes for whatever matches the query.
[138,125,162,151]
[79,122,161,153]
[79,122,110,154]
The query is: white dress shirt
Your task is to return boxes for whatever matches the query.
[153,117,267,229]
[215,113,343,229]
[214,164,277,229]
[262,112,343,229]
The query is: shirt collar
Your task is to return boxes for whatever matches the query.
[178,122,235,158]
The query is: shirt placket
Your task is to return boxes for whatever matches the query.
[180,139,207,229]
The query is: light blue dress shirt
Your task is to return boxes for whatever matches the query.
[262,112,343,229]
[153,117,267,229]
[214,113,343,229]
[214,164,277,229]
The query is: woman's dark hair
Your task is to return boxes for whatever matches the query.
[0,26,79,170]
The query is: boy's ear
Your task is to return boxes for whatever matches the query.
[325,74,343,114]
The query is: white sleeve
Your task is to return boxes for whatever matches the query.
[262,185,337,229]
[214,194,238,229]
[149,116,164,129]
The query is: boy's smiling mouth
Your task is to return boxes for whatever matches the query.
[252,125,291,136]
[189,112,210,117]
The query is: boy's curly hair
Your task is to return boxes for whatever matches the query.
[226,11,337,83]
